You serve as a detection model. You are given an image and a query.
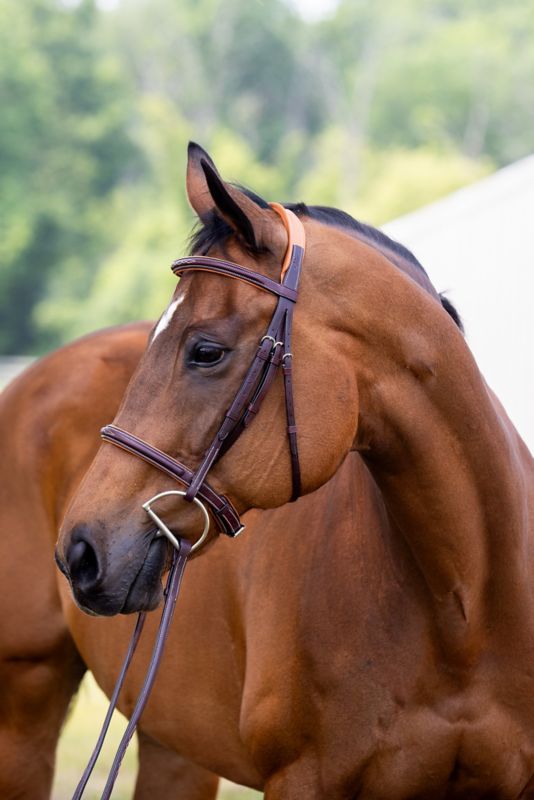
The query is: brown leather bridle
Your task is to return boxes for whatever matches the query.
[100,203,305,539]
[71,204,305,798]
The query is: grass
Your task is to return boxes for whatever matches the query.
[53,674,262,799]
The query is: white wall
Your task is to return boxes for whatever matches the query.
[384,156,534,453]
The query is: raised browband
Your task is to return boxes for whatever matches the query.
[171,255,298,301]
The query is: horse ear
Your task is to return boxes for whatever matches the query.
[200,159,262,251]
[186,141,284,255]
[186,141,218,219]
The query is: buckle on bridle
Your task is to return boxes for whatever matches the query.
[260,335,284,349]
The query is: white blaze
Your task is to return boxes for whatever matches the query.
[151,295,184,343]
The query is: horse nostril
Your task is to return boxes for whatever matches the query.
[66,530,100,590]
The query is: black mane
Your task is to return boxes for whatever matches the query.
[287,202,424,270]
[190,188,462,330]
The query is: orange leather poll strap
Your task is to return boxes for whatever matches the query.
[269,203,306,280]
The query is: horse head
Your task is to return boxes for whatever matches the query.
[56,141,459,615]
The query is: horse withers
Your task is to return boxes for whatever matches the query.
[53,143,534,798]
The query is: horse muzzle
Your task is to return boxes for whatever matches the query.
[55,522,168,616]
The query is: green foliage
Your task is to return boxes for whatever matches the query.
[0,0,141,353]
[1,0,533,352]
[352,146,492,224]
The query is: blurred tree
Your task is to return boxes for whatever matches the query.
[106,0,321,164]
[2,0,533,352]
[0,0,141,353]
[315,0,534,165]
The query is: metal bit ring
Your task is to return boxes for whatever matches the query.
[142,490,210,554]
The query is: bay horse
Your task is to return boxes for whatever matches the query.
[10,140,534,797]
[56,143,534,798]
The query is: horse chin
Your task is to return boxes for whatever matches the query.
[120,536,169,615]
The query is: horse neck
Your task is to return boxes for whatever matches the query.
[337,252,532,663]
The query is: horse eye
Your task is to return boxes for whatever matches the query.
[189,343,226,367]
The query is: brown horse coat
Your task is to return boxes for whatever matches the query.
[8,143,534,798]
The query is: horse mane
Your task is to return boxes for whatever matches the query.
[190,187,463,331]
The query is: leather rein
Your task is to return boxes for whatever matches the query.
[72,203,305,798]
